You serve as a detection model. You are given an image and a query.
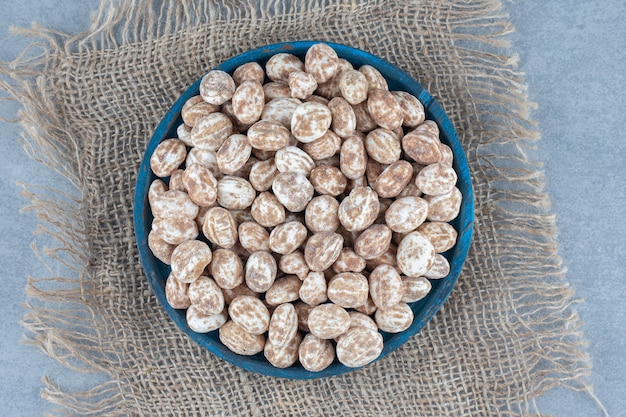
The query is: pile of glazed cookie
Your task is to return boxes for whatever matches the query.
[147,43,461,371]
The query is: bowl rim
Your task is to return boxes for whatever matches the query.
[133,40,475,379]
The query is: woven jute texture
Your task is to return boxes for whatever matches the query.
[1,0,596,415]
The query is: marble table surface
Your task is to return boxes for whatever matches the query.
[1,1,623,415]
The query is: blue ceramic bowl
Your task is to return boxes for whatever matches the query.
[134,41,474,379]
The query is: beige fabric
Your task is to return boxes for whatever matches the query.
[1,0,596,415]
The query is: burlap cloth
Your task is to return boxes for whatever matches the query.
[1,0,600,415]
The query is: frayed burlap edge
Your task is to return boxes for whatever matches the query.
[0,0,606,415]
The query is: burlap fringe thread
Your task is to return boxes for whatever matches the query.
[0,0,606,416]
